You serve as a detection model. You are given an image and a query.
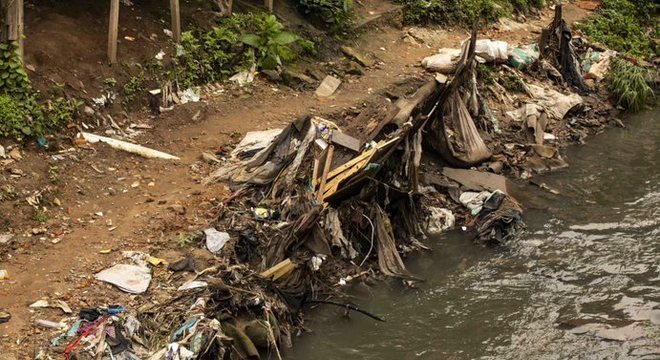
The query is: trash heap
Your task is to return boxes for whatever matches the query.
[47,6,622,359]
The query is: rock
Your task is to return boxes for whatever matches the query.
[346,61,365,75]
[281,69,315,89]
[83,106,95,117]
[261,69,281,82]
[168,203,186,215]
[0,234,13,244]
[315,75,342,97]
[340,46,375,67]
[488,161,504,173]
[8,148,22,161]
[306,67,326,81]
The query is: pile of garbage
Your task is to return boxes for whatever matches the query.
[39,6,623,358]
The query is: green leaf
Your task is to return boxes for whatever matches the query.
[260,54,280,70]
[239,34,262,48]
[272,32,300,45]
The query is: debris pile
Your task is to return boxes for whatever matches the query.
[39,6,626,358]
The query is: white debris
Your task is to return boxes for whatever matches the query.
[179,88,201,103]
[81,132,180,160]
[421,48,461,73]
[204,228,230,254]
[315,75,342,97]
[231,128,283,159]
[95,264,152,294]
[155,50,166,60]
[474,39,509,63]
[459,191,492,214]
[426,207,456,234]
[177,280,208,291]
[229,64,256,86]
[311,254,326,271]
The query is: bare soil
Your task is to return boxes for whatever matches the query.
[0,2,595,357]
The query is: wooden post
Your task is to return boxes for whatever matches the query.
[170,0,181,43]
[107,0,119,64]
[16,0,22,59]
[264,0,273,12]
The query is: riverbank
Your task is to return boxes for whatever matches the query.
[288,109,659,359]
[0,2,654,358]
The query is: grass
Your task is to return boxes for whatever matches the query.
[607,58,655,112]
[578,0,658,59]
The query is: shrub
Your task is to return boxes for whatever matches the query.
[176,13,313,87]
[295,0,355,34]
[240,15,312,69]
[578,0,658,59]
[398,0,544,26]
[607,58,655,112]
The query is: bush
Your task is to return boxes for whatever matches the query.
[398,0,544,26]
[607,58,655,112]
[295,0,355,34]
[578,0,658,59]
[177,13,313,88]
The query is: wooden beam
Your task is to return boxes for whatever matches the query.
[264,0,273,12]
[107,0,120,64]
[170,0,181,43]
[16,0,22,58]
[316,145,334,202]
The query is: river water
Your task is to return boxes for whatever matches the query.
[288,110,659,359]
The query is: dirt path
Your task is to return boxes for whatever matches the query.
[0,4,592,355]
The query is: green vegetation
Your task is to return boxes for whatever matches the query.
[500,72,525,92]
[32,208,48,224]
[477,64,496,86]
[578,0,658,59]
[240,15,314,69]
[295,0,355,34]
[398,0,545,26]
[176,13,312,88]
[0,42,77,139]
[607,58,655,112]
[122,72,146,104]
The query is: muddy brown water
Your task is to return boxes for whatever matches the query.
[287,110,660,360]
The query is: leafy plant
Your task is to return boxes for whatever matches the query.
[176,13,313,87]
[122,73,146,104]
[44,97,79,127]
[607,58,655,112]
[295,0,355,34]
[0,42,31,100]
[578,0,658,59]
[397,0,544,26]
[240,15,303,69]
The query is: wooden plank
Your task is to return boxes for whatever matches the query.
[259,258,295,281]
[170,0,181,43]
[107,0,120,64]
[311,158,319,188]
[316,145,334,202]
[264,0,273,11]
[331,131,361,152]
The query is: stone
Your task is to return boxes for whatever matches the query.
[340,46,375,67]
[315,75,342,97]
